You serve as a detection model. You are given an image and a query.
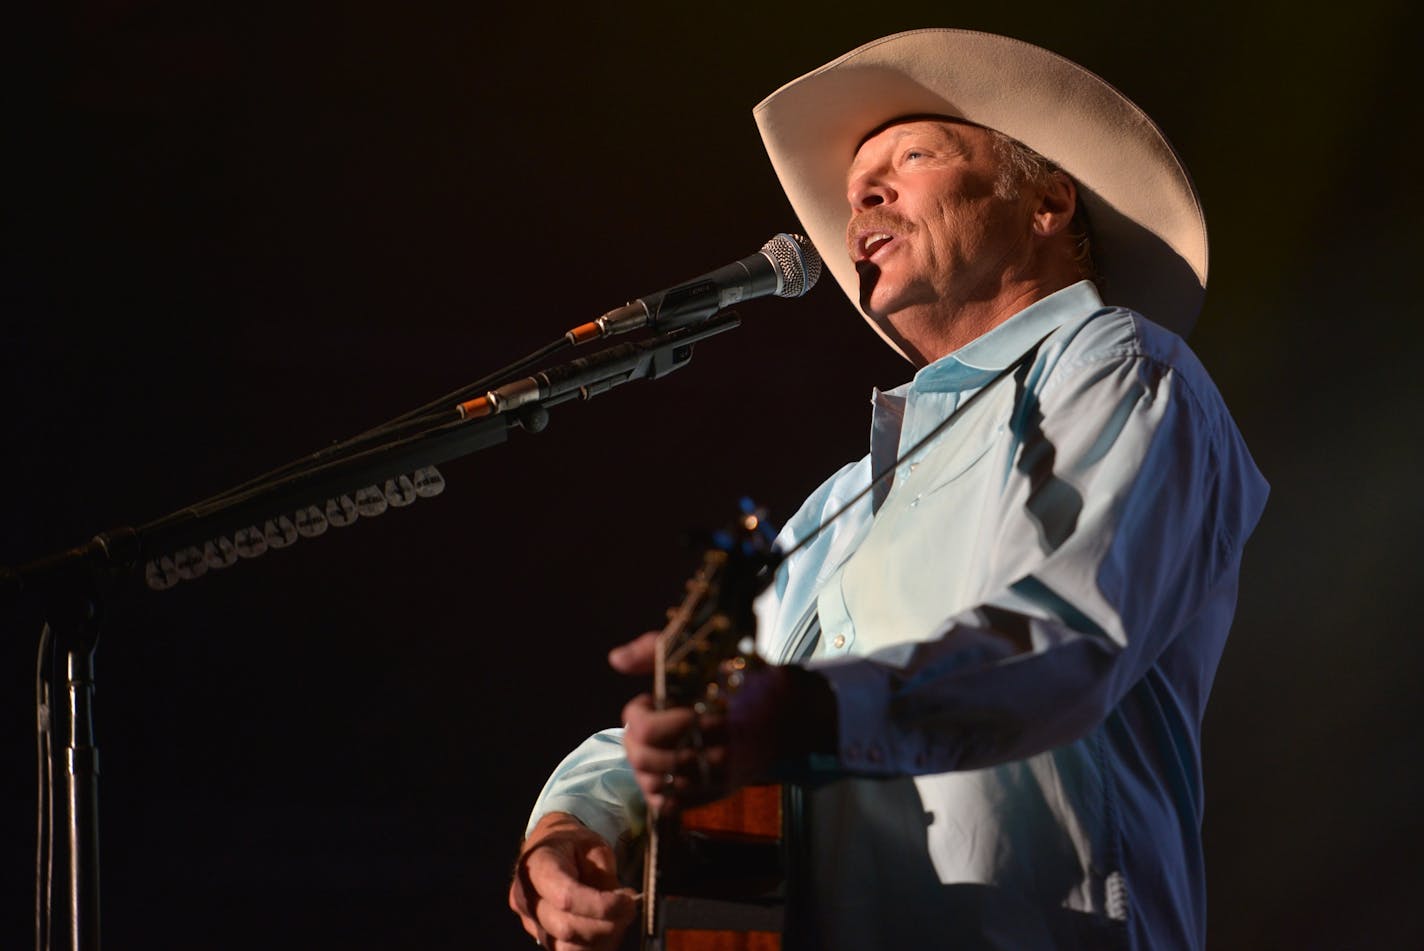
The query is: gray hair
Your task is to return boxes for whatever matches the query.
[990,131,1097,285]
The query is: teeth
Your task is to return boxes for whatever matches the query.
[863,233,893,256]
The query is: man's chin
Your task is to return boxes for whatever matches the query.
[859,291,912,323]
[856,264,929,320]
[856,274,906,322]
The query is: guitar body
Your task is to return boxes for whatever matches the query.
[663,930,780,951]
[656,785,784,951]
[682,784,781,841]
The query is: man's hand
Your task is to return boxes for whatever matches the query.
[610,631,837,815]
[508,812,637,950]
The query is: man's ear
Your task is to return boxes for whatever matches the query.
[1031,171,1077,237]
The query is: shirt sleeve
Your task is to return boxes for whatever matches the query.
[525,728,645,852]
[809,345,1268,775]
[521,461,871,850]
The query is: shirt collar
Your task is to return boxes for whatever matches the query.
[895,281,1105,395]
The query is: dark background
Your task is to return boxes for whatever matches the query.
[3,2,1421,948]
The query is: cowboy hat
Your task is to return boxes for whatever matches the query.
[753,28,1208,353]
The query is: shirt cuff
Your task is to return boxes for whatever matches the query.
[811,656,922,776]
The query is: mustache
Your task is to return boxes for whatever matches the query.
[845,210,916,256]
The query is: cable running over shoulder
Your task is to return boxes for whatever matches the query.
[775,337,1050,566]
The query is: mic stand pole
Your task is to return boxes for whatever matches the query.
[4,312,743,951]
[19,526,135,951]
[61,620,99,951]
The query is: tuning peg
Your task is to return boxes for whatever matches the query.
[295,505,328,538]
[412,466,445,498]
[325,495,359,527]
[173,546,208,580]
[203,538,238,569]
[264,516,298,549]
[384,475,416,507]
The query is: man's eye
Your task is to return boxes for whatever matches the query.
[903,149,928,161]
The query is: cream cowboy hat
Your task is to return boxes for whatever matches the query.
[753,28,1208,352]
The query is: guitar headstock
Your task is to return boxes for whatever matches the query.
[654,499,780,712]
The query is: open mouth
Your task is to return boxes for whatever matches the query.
[855,231,897,262]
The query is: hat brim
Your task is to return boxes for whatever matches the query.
[753,29,1208,354]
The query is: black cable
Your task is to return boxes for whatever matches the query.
[180,405,456,521]
[774,337,1048,565]
[143,411,476,533]
[179,335,572,515]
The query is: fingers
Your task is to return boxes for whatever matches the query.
[525,844,635,920]
[624,731,731,780]
[509,819,637,951]
[575,838,622,890]
[623,692,732,812]
[531,884,635,950]
[622,695,726,776]
[622,694,697,746]
[533,883,635,951]
[514,876,635,949]
[608,631,660,675]
[632,749,732,813]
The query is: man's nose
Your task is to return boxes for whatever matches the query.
[847,171,895,210]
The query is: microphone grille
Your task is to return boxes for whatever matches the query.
[762,233,823,299]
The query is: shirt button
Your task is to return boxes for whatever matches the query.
[832,633,846,649]
[867,746,883,764]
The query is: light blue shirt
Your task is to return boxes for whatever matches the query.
[528,282,1268,950]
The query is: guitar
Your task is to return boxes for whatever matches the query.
[639,503,788,951]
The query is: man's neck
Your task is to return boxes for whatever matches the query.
[899,275,1075,365]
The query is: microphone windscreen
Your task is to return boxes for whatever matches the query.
[762,233,823,298]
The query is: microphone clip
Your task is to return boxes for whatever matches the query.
[458,314,741,421]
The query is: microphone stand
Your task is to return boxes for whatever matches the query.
[4,313,741,951]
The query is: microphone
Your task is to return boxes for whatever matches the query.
[566,233,823,344]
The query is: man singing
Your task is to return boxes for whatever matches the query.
[509,28,1268,951]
